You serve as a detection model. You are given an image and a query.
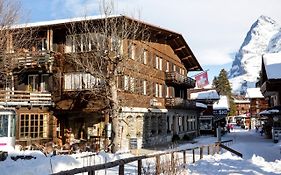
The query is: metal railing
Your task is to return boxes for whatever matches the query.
[0,90,53,106]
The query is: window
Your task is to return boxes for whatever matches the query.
[128,42,136,60]
[155,83,159,97]
[143,50,147,64]
[64,73,101,90]
[166,86,169,97]
[143,80,147,95]
[19,113,48,139]
[159,57,162,71]
[28,75,39,91]
[40,74,49,92]
[155,56,159,69]
[130,77,135,92]
[0,115,8,137]
[124,75,129,91]
[159,84,163,97]
[166,61,169,72]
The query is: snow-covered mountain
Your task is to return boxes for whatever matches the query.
[228,15,281,94]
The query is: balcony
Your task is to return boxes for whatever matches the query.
[8,51,54,70]
[0,90,53,107]
[165,97,196,109]
[165,72,195,88]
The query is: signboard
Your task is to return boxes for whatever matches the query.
[213,109,228,116]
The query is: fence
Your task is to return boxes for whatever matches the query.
[51,139,241,175]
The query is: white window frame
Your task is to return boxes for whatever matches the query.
[143,49,147,64]
[166,61,169,72]
[159,57,162,71]
[143,80,147,95]
[155,83,159,97]
[155,56,159,69]
[159,84,162,97]
[124,75,129,91]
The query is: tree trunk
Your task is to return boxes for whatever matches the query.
[109,80,120,153]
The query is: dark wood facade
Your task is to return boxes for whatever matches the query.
[260,53,281,141]
[1,16,202,150]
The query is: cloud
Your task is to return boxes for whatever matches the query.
[196,49,234,66]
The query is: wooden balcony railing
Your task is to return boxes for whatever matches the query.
[7,51,54,69]
[165,97,196,108]
[165,72,195,88]
[0,90,53,107]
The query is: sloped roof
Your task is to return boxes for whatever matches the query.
[190,89,220,100]
[213,95,229,110]
[263,53,281,79]
[13,15,202,72]
[245,88,264,99]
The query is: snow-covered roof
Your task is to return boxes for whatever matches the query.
[12,15,120,28]
[245,88,264,99]
[234,99,250,104]
[196,102,207,109]
[190,90,219,100]
[213,95,229,110]
[259,109,279,115]
[263,53,281,79]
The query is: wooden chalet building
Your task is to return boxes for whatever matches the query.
[233,96,250,116]
[245,88,268,130]
[0,15,203,151]
[260,53,281,141]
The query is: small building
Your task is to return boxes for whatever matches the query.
[233,96,250,117]
[189,89,220,135]
[245,88,268,130]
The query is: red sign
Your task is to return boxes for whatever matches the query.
[195,71,209,88]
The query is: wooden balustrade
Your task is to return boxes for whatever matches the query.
[165,72,195,88]
[165,97,196,108]
[5,51,54,69]
[0,90,52,106]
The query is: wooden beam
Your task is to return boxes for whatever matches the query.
[182,56,192,61]
[175,46,186,51]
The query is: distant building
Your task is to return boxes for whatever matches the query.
[246,88,268,130]
[233,96,250,116]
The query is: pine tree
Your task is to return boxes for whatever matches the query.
[213,69,236,116]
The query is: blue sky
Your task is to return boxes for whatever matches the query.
[21,0,281,82]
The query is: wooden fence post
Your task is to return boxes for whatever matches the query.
[192,149,195,163]
[200,147,203,159]
[156,155,160,175]
[207,146,210,155]
[137,159,142,175]
[119,161,124,175]
[171,152,175,173]
[183,151,186,164]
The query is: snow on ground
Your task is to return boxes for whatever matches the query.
[0,127,281,175]
[185,128,281,175]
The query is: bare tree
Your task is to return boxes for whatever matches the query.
[63,0,152,152]
[0,0,35,90]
